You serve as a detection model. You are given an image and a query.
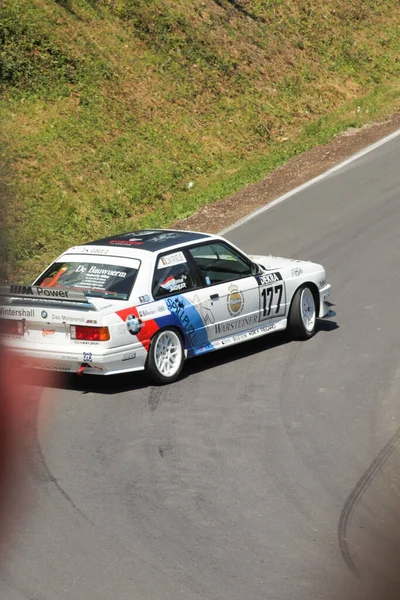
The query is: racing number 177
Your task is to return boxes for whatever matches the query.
[261,284,283,318]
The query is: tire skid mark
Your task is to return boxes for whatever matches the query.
[31,386,212,599]
[274,341,327,520]
[147,385,164,411]
[337,425,400,578]
[30,391,95,526]
[278,342,312,475]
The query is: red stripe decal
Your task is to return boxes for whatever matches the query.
[116,306,160,352]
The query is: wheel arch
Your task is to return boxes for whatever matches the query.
[289,281,320,317]
[148,324,185,350]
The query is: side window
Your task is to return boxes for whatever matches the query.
[188,242,252,285]
[152,250,197,299]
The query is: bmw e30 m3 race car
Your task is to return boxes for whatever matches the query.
[0,229,333,384]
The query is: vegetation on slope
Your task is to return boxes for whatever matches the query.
[0,0,399,280]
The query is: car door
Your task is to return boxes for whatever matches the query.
[185,241,260,342]
[151,249,210,351]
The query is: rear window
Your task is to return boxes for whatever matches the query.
[34,261,139,301]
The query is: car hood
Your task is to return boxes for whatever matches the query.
[251,252,326,273]
[248,254,306,270]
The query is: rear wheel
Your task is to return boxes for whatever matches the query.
[146,328,184,384]
[289,285,317,339]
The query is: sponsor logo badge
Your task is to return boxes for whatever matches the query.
[42,329,55,337]
[41,310,48,319]
[227,284,244,317]
[158,251,187,269]
[122,352,136,362]
[258,272,282,285]
[160,274,187,293]
[126,314,143,336]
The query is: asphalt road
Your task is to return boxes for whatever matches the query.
[6,131,400,600]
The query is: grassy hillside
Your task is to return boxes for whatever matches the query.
[1,0,400,280]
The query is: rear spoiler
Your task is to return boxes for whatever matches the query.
[0,285,91,304]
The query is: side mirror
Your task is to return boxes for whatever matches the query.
[250,262,260,276]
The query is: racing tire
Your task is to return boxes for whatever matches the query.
[288,284,317,340]
[146,328,185,385]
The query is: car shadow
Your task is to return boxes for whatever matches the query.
[27,319,339,395]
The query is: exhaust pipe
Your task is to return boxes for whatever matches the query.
[76,364,87,376]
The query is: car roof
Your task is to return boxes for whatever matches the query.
[85,229,212,253]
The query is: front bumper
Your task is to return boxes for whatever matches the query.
[319,284,335,318]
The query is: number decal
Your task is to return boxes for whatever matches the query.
[259,283,285,321]
[275,284,283,313]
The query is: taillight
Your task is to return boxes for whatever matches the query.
[70,325,110,341]
[0,319,24,336]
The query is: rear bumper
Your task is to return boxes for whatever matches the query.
[319,284,335,318]
[3,340,148,375]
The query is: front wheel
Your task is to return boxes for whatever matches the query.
[146,328,184,384]
[288,285,317,339]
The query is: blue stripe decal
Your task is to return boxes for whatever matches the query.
[153,294,211,353]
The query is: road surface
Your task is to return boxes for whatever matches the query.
[6,131,400,599]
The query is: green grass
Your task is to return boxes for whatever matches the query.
[0,0,400,281]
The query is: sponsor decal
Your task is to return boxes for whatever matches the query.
[34,364,72,372]
[158,251,186,269]
[248,323,276,335]
[213,323,276,349]
[23,287,64,298]
[109,239,143,246]
[116,294,208,353]
[138,301,167,319]
[215,314,258,335]
[42,329,55,337]
[139,295,150,303]
[9,285,34,296]
[41,310,48,319]
[319,279,327,289]
[257,272,282,285]
[76,265,127,278]
[191,293,215,326]
[126,314,143,335]
[72,340,100,345]
[1,285,87,302]
[0,307,35,318]
[160,274,188,293]
[51,314,86,323]
[78,247,110,255]
[291,267,303,277]
[193,343,214,355]
[122,351,136,362]
[166,297,198,347]
[227,284,244,317]
[83,352,93,363]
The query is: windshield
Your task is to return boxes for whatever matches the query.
[34,260,140,301]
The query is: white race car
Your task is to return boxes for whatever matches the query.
[0,229,334,384]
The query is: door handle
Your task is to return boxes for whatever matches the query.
[210,293,219,300]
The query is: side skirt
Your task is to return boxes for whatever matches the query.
[188,317,287,357]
